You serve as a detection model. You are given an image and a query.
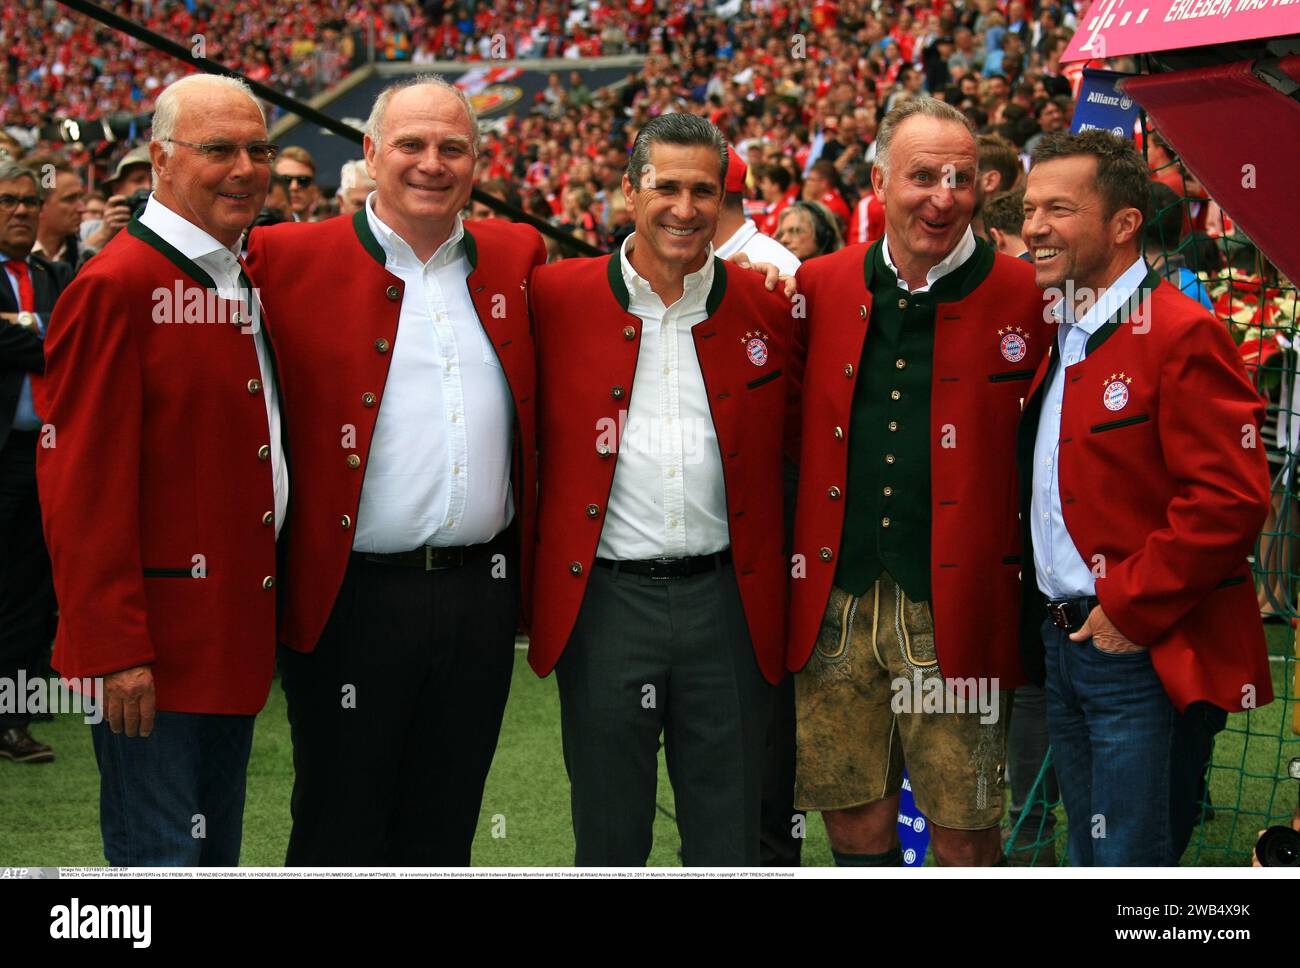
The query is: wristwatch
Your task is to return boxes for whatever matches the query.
[15,311,39,331]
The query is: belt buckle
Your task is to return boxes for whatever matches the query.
[649,557,676,581]
[1047,601,1072,631]
[425,546,435,571]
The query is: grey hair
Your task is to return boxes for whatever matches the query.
[874,96,974,179]
[365,75,480,156]
[152,74,265,157]
[338,159,377,195]
[625,112,728,191]
[0,162,41,199]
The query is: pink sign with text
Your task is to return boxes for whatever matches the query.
[1062,0,1300,62]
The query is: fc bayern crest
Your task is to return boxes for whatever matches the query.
[743,330,770,367]
[997,326,1028,363]
[1102,372,1132,411]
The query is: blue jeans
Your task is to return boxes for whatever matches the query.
[1041,620,1222,866]
[91,711,255,866]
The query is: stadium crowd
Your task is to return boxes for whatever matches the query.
[5,0,1098,207]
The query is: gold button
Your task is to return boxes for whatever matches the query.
[882,516,891,528]
[346,453,361,469]
[362,392,377,407]
[883,486,893,496]
[247,378,261,394]
[819,547,833,561]
[833,426,843,440]
[844,364,854,377]
[895,359,906,370]
[596,443,611,457]
[885,454,896,464]
[623,326,636,340]
[859,305,867,319]
[261,510,274,526]
[898,298,907,309]
[375,338,390,353]
[341,514,352,529]
[585,504,600,518]
[888,421,898,432]
[569,561,583,575]
[385,284,400,301]
[257,444,270,461]
[827,486,841,499]
[262,576,275,590]
[890,389,901,401]
[611,386,625,399]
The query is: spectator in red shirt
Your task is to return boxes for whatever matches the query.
[802,160,850,233]
[756,164,798,237]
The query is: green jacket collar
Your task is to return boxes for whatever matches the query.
[863,234,994,302]
[352,207,478,270]
[127,217,218,291]
[606,249,728,317]
[1084,267,1162,355]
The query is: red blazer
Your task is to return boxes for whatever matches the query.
[36,221,281,714]
[788,242,1051,685]
[245,212,546,653]
[1018,276,1273,713]
[529,254,793,684]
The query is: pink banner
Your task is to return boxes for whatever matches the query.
[1062,0,1300,62]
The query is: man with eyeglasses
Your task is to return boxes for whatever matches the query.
[273,147,320,222]
[36,74,286,866]
[0,162,72,766]
[246,75,547,865]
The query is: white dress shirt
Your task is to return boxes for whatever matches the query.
[139,195,288,537]
[714,218,801,276]
[1031,256,1151,599]
[353,193,514,552]
[597,234,730,560]
[881,225,978,293]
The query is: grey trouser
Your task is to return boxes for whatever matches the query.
[556,558,773,866]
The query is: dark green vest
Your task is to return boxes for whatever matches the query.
[835,236,995,601]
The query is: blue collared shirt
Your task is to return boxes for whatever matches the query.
[1031,256,1150,599]
[2,256,43,431]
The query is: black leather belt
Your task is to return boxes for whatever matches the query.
[361,545,465,571]
[595,549,731,580]
[1045,595,1100,633]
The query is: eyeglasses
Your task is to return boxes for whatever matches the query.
[0,194,43,212]
[283,174,314,188]
[163,140,280,165]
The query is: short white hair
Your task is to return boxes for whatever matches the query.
[874,95,973,179]
[364,75,479,156]
[152,74,265,157]
[338,159,377,196]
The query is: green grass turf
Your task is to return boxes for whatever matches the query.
[1,629,1293,868]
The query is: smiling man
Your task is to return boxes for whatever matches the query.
[245,76,546,865]
[36,74,284,865]
[787,97,1050,866]
[1017,130,1273,865]
[272,146,320,222]
[528,113,794,865]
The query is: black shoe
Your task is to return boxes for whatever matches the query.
[0,727,55,763]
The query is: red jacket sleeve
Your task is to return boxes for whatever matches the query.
[37,271,155,678]
[1098,316,1271,646]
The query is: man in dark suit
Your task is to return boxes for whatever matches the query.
[0,161,72,762]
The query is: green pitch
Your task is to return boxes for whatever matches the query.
[1,630,1294,868]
